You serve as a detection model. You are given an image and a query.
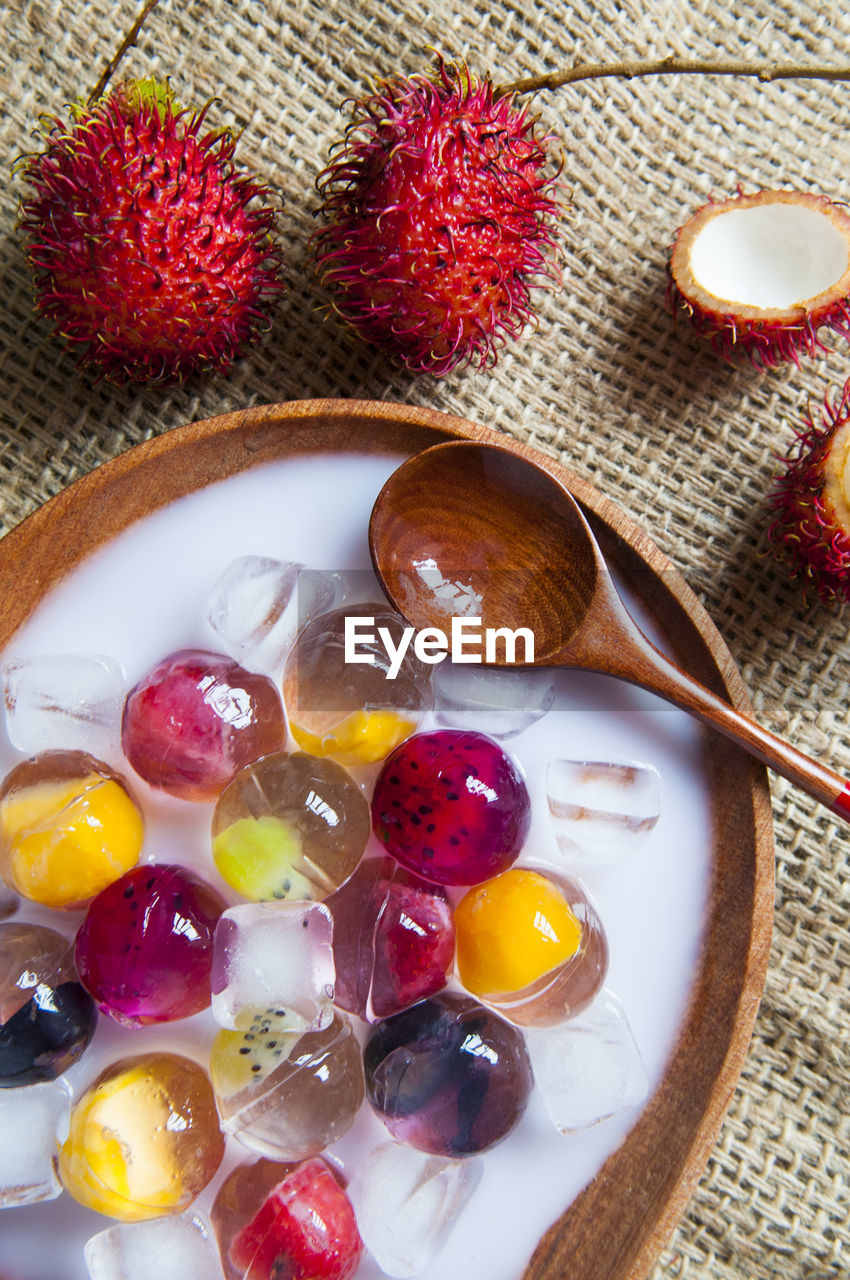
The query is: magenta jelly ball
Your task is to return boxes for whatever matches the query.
[121,649,287,802]
[74,864,227,1026]
[371,730,531,886]
[327,855,455,1022]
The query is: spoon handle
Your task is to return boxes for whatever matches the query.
[601,622,850,820]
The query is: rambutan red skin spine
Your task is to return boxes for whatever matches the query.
[767,379,850,604]
[314,59,564,376]
[17,86,284,385]
[666,190,850,370]
[666,272,845,369]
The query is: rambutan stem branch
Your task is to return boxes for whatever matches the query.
[87,0,163,104]
[499,56,850,96]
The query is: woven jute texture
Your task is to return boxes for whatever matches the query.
[1,0,849,1275]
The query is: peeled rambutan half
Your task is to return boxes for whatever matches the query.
[668,189,850,369]
[17,79,284,384]
[314,58,563,376]
[767,379,850,604]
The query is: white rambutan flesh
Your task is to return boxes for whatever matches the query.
[668,190,850,367]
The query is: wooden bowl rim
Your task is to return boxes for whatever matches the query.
[0,397,774,1280]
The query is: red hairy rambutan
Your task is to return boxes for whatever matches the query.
[314,58,563,376]
[767,378,850,604]
[668,189,850,369]
[17,79,284,384]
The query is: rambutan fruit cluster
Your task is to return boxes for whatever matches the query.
[314,59,564,376]
[17,79,284,384]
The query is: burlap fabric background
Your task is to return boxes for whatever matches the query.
[1,0,848,1275]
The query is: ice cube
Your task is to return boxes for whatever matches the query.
[547,759,661,868]
[84,1212,224,1280]
[525,988,649,1133]
[2,654,125,759]
[211,901,335,1033]
[348,1141,483,1278]
[296,568,382,614]
[433,663,556,739]
[205,557,306,675]
[0,1078,71,1207]
[205,559,354,676]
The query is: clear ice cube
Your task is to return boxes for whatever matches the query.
[2,654,125,759]
[206,557,305,675]
[211,901,335,1034]
[348,1140,483,1278]
[525,989,649,1134]
[547,759,661,868]
[0,1078,71,1207]
[205,559,353,675]
[433,663,556,739]
[84,1212,224,1280]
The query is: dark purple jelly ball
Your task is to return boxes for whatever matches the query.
[363,991,532,1155]
[0,922,97,1087]
[327,855,455,1022]
[370,730,531,885]
[75,864,227,1027]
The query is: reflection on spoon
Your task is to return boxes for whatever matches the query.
[369,440,850,824]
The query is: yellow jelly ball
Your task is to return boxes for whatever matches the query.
[0,772,143,909]
[456,868,582,998]
[290,708,416,766]
[59,1053,224,1221]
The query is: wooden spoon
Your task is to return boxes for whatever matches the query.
[369,439,850,822]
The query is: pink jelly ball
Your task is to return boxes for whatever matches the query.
[327,855,455,1021]
[74,864,227,1026]
[122,649,286,801]
[371,730,531,885]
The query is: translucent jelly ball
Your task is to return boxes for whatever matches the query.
[121,649,286,801]
[0,882,18,919]
[0,921,97,1087]
[211,1156,364,1280]
[212,751,370,902]
[455,867,609,1026]
[371,730,531,885]
[327,855,455,1021]
[0,749,143,908]
[59,1051,224,1220]
[281,603,432,766]
[364,992,532,1156]
[210,1011,364,1160]
[74,864,227,1026]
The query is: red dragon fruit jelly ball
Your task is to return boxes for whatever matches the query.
[75,864,227,1026]
[371,729,531,886]
[211,1156,363,1280]
[121,649,286,801]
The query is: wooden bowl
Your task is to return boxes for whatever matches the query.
[0,398,773,1280]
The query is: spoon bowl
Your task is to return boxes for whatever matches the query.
[370,439,850,822]
[369,440,599,658]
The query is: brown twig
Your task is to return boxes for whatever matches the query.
[87,0,163,104]
[498,56,850,97]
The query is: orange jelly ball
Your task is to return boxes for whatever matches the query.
[456,868,582,996]
[455,867,608,1026]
